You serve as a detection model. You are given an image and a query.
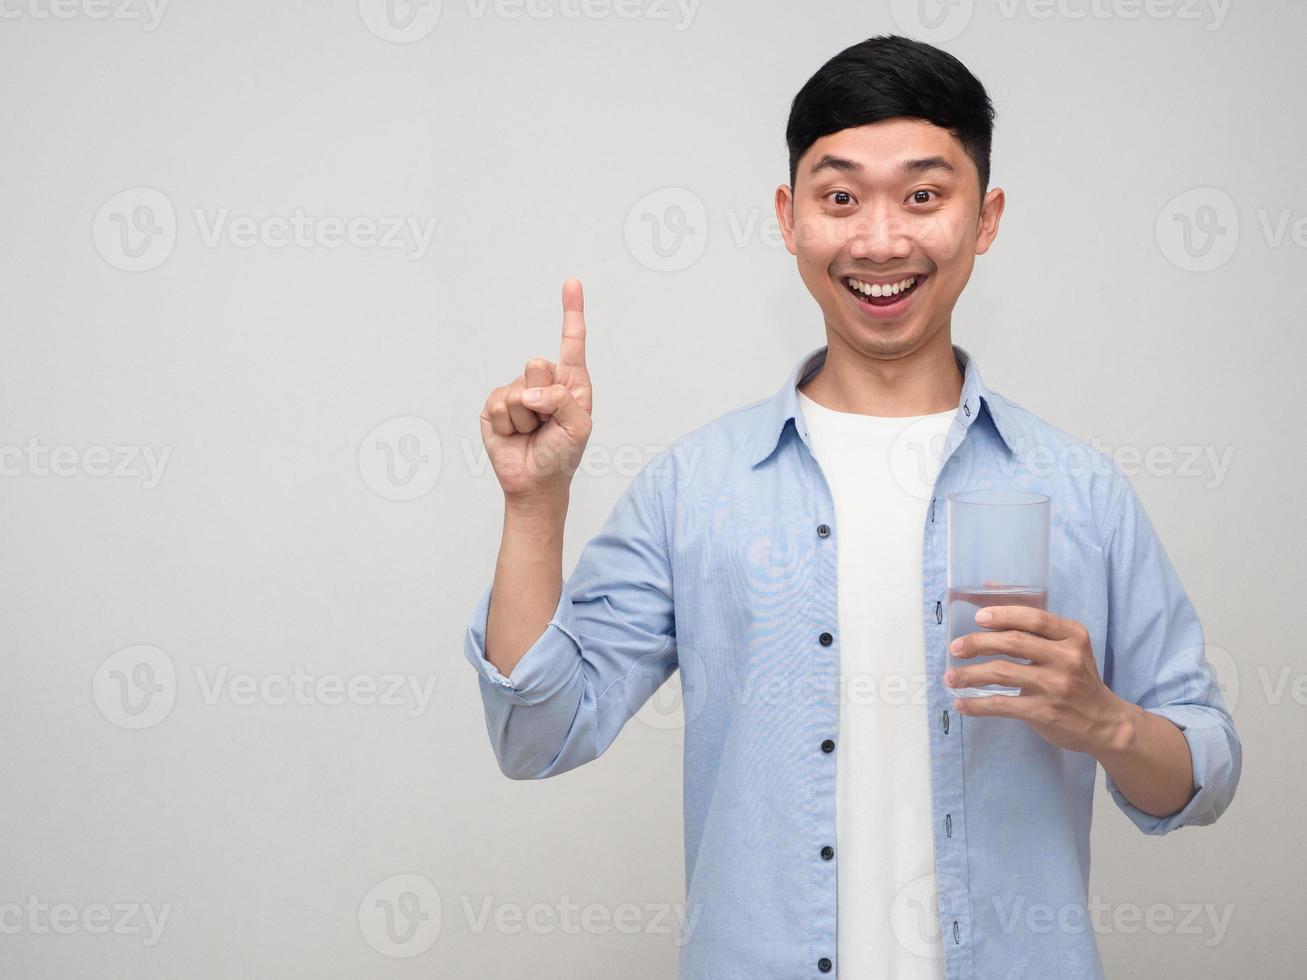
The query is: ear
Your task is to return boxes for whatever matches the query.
[975,186,1006,256]
[775,183,798,256]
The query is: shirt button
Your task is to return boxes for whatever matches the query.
[817,523,830,538]
[819,631,833,646]
[818,957,832,972]
[821,738,835,753]
[821,845,834,860]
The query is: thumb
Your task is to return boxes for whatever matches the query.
[522,384,591,440]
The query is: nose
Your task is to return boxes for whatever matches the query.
[847,199,913,264]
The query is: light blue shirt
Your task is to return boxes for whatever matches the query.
[464,344,1242,979]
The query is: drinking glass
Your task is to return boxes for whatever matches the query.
[946,490,1050,698]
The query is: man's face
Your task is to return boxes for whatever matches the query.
[776,117,1004,358]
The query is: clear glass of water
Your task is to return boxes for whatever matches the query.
[946,490,1050,698]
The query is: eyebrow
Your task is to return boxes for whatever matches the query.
[807,154,958,179]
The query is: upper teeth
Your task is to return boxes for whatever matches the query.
[846,275,916,297]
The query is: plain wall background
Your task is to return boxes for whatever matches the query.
[1,0,1300,976]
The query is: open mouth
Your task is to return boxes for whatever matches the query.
[841,273,927,310]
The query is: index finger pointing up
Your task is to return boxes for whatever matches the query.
[559,278,587,368]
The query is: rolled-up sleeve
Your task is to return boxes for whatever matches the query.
[1100,476,1242,835]
[463,449,678,780]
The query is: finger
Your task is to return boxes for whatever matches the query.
[952,693,1033,718]
[524,358,554,389]
[521,384,592,442]
[523,358,555,421]
[952,628,1052,663]
[483,385,516,438]
[559,278,587,369]
[973,603,1071,641]
[505,376,543,434]
[946,658,1045,694]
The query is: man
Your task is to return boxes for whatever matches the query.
[465,34,1240,980]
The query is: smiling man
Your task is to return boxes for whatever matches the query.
[465,35,1241,980]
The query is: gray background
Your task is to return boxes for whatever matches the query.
[0,0,1299,976]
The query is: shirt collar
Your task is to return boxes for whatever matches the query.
[748,343,1021,468]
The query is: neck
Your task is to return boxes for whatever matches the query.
[798,325,963,417]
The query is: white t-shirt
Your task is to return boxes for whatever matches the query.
[797,388,957,980]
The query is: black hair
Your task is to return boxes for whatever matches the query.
[786,35,996,197]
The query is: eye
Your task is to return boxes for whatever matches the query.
[826,190,855,207]
[910,189,937,205]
